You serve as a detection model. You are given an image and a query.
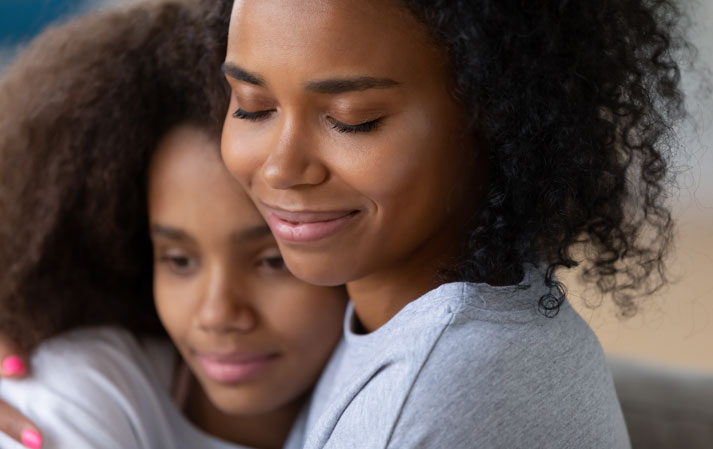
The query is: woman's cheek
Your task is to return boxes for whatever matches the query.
[221,118,278,190]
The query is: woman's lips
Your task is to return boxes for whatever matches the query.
[196,352,278,384]
[263,206,360,243]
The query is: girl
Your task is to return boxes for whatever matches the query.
[220,0,689,447]
[0,1,345,448]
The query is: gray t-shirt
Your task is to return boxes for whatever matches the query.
[303,267,631,448]
[0,327,259,449]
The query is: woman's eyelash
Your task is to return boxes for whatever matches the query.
[232,108,273,121]
[233,108,382,133]
[328,117,382,134]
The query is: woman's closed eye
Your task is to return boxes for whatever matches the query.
[232,108,275,121]
[232,107,383,134]
[327,116,382,134]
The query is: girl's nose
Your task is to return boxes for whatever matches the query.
[197,271,257,334]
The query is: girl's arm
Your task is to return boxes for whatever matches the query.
[0,332,43,448]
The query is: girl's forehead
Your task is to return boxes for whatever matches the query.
[149,127,261,229]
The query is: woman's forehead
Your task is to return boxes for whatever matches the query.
[227,0,435,84]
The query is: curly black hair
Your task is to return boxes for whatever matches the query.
[0,0,692,353]
[0,0,231,352]
[404,0,689,316]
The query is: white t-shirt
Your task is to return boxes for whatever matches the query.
[0,327,254,449]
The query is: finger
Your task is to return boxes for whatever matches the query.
[0,331,28,378]
[0,399,43,448]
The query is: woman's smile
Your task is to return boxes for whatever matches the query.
[263,205,361,243]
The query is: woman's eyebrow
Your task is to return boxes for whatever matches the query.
[150,224,192,241]
[304,76,400,94]
[221,62,265,86]
[221,61,399,94]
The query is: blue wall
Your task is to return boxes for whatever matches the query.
[0,0,87,45]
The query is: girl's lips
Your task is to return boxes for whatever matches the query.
[263,206,360,243]
[196,352,278,384]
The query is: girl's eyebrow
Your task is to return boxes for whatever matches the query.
[150,224,193,241]
[232,225,273,243]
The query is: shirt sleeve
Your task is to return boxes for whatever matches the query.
[0,328,162,449]
[0,380,141,449]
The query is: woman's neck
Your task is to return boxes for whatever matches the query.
[346,215,468,333]
[184,375,305,449]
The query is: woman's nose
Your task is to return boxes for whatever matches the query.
[261,119,328,189]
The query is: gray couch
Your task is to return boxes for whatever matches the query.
[609,357,713,449]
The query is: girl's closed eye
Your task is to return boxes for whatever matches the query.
[256,251,288,274]
[156,248,200,276]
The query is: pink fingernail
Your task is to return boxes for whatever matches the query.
[21,430,42,449]
[2,356,26,376]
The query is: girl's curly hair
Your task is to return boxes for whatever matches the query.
[0,0,231,352]
[404,0,689,316]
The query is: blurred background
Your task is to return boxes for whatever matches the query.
[564,0,713,374]
[1,0,711,373]
[0,0,127,69]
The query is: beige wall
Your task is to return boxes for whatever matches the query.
[569,0,713,373]
[567,216,713,373]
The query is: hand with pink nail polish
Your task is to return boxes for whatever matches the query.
[0,331,43,448]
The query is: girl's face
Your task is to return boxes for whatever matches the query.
[221,0,484,288]
[148,125,346,417]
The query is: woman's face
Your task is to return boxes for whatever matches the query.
[221,0,483,287]
[148,125,346,416]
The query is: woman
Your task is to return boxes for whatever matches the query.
[220,0,688,447]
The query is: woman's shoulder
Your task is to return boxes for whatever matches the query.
[439,299,610,380]
[394,295,630,448]
[390,265,609,371]
[431,267,612,386]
